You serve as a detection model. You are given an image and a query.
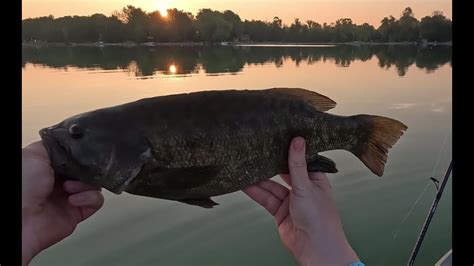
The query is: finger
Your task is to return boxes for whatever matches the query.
[257,180,289,201]
[279,174,291,186]
[64,180,102,193]
[68,190,104,209]
[308,171,329,182]
[243,185,281,216]
[23,141,45,152]
[309,172,332,191]
[79,206,102,222]
[288,137,311,197]
[23,141,49,160]
[274,197,290,227]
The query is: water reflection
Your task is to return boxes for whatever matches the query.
[169,64,177,74]
[22,45,451,78]
[23,43,451,266]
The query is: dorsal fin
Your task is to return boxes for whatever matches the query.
[266,88,337,112]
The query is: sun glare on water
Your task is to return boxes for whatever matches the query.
[169,64,177,74]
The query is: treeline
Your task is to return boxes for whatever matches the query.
[23,45,452,77]
[22,6,451,43]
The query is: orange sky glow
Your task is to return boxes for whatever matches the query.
[22,0,451,27]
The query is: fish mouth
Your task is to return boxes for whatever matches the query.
[39,127,79,181]
[39,127,131,194]
[40,127,66,165]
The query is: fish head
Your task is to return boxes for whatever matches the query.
[39,109,152,194]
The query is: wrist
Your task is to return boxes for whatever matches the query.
[22,217,41,265]
[296,233,359,266]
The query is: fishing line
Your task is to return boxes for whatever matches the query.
[391,128,451,239]
[379,127,451,265]
[391,181,431,239]
[430,129,451,178]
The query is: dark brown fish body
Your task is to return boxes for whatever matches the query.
[40,88,407,208]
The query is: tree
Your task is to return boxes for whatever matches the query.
[119,5,150,42]
[268,17,284,41]
[334,18,355,42]
[287,18,308,42]
[243,20,271,42]
[420,11,452,42]
[195,9,233,42]
[148,11,166,41]
[397,7,420,42]
[378,16,397,42]
[306,20,322,42]
[166,9,196,41]
[21,5,451,44]
[223,10,243,40]
[355,23,376,42]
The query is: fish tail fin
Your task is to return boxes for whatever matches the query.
[350,115,407,176]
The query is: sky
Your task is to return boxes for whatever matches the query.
[22,0,452,27]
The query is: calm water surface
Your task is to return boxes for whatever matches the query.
[22,45,451,266]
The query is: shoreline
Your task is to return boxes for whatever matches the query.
[22,41,452,48]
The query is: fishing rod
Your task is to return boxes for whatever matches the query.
[407,160,452,266]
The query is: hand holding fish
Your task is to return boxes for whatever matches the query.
[243,137,360,266]
[22,142,104,266]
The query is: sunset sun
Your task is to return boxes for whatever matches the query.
[159,7,168,17]
[157,1,169,17]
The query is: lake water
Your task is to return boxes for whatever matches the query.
[22,45,452,266]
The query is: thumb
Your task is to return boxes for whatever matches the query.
[288,137,312,197]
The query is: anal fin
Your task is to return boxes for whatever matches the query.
[280,154,338,174]
[307,155,338,173]
[178,198,219,208]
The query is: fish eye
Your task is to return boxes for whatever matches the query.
[69,124,84,139]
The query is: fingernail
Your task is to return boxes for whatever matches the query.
[293,137,305,151]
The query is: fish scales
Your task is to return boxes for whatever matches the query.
[39,88,407,208]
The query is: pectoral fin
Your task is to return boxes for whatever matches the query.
[178,198,219,208]
[307,155,338,173]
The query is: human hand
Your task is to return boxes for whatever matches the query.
[22,141,104,266]
[243,137,359,266]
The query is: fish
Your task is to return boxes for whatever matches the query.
[39,88,407,208]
